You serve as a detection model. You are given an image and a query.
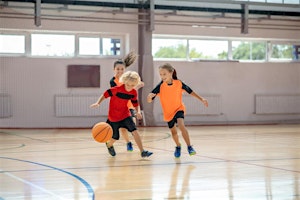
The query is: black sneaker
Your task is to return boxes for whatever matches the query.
[106,143,116,156]
[141,150,153,158]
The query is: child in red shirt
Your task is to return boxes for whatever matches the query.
[91,71,152,158]
[109,51,144,152]
[147,63,208,158]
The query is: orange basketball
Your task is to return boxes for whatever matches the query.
[92,122,113,143]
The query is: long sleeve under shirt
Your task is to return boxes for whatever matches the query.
[151,80,193,122]
[104,84,138,122]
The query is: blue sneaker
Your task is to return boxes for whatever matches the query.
[174,146,181,158]
[106,143,116,156]
[188,145,196,156]
[127,142,133,152]
[141,150,153,158]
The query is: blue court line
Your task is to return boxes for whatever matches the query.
[0,157,95,200]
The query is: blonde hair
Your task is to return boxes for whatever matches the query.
[114,50,138,68]
[120,71,141,85]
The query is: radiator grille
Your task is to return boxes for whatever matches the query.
[255,94,300,114]
[55,95,109,117]
[183,94,222,115]
[0,94,11,118]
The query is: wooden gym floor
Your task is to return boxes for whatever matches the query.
[0,124,299,200]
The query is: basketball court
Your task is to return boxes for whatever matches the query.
[1,124,299,200]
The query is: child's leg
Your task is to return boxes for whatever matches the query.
[131,130,144,152]
[107,138,117,147]
[170,126,181,146]
[177,118,191,146]
[120,128,130,143]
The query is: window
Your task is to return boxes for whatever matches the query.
[152,38,187,59]
[102,38,121,56]
[189,40,228,60]
[232,41,266,61]
[31,34,75,56]
[270,44,294,61]
[79,37,100,56]
[0,34,25,54]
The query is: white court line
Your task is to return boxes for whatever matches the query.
[1,169,64,200]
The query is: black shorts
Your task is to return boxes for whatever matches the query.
[106,117,137,140]
[167,111,184,128]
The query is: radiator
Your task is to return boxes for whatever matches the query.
[183,94,222,115]
[255,94,300,114]
[0,94,11,118]
[55,95,109,117]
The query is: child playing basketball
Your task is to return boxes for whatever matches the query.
[147,63,208,158]
[90,71,152,158]
[109,51,144,152]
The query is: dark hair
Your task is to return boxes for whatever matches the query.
[159,63,178,80]
[113,51,138,69]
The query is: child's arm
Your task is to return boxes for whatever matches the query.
[90,95,106,108]
[147,93,156,103]
[190,92,208,107]
[134,105,143,120]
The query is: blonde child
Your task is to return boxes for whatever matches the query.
[109,51,144,152]
[147,63,208,158]
[91,71,152,158]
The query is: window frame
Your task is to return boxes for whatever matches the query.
[0,30,125,58]
[153,35,300,63]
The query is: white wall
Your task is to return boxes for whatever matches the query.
[0,9,300,128]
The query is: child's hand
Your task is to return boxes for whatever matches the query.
[90,103,99,108]
[136,112,143,120]
[135,81,144,90]
[147,93,156,103]
[202,99,208,107]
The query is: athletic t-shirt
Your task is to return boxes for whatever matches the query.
[151,80,193,122]
[110,76,134,109]
[104,84,138,122]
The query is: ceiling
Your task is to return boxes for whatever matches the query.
[1,0,300,31]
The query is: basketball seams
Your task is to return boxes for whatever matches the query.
[104,126,112,142]
[92,122,112,143]
[94,125,105,138]
[94,125,109,142]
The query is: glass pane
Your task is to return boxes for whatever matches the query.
[271,44,293,60]
[189,40,228,60]
[79,37,100,55]
[31,34,75,56]
[0,35,25,54]
[283,0,299,4]
[102,38,121,56]
[232,41,266,60]
[267,0,283,3]
[152,38,187,58]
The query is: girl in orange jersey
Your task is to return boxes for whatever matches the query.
[147,63,208,158]
[110,51,144,152]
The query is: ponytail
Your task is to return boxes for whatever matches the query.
[172,69,178,80]
[123,51,138,68]
[113,50,138,69]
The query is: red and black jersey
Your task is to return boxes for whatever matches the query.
[104,84,138,122]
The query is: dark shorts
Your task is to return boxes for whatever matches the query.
[167,111,184,128]
[106,117,137,140]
